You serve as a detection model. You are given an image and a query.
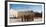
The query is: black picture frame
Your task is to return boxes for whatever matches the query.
[5,1,45,27]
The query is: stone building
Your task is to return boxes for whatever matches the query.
[17,11,35,22]
[10,9,35,22]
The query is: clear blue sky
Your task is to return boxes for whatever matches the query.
[10,4,42,13]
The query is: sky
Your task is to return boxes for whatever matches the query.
[10,4,42,13]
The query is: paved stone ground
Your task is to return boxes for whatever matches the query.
[34,18,42,22]
[9,17,42,23]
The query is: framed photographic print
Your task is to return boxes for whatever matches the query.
[5,1,45,26]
